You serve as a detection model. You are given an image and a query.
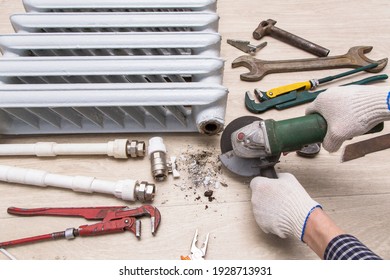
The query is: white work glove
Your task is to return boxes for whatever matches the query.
[250,173,321,241]
[306,85,390,152]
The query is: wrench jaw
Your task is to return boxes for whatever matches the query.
[353,46,388,72]
[112,205,162,236]
[149,208,161,236]
[245,92,262,114]
[244,89,299,114]
[232,55,266,81]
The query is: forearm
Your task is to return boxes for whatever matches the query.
[302,208,344,259]
[250,172,382,260]
[303,208,382,260]
[324,234,382,260]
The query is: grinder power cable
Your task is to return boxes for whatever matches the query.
[219,114,384,178]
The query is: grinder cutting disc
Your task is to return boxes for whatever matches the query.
[219,116,279,177]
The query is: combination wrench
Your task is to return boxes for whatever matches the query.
[232,46,388,82]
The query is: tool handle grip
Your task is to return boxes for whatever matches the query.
[266,81,311,99]
[276,74,388,110]
[266,114,384,155]
[7,206,126,219]
[260,167,278,179]
[0,232,65,248]
[266,114,327,155]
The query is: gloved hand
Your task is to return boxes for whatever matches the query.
[250,173,321,241]
[306,85,390,152]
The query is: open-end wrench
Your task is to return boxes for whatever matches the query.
[232,46,388,81]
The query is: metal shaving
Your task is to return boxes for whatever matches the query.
[175,145,228,204]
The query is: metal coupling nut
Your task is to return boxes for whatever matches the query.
[150,151,168,181]
[134,181,155,202]
[148,137,169,181]
[126,140,146,158]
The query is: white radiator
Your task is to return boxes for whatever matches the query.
[0,32,221,57]
[0,83,227,135]
[0,0,227,135]
[10,12,219,33]
[22,0,217,13]
[0,56,224,84]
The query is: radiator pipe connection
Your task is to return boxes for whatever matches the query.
[148,137,169,181]
[148,137,180,181]
[0,139,145,159]
[0,164,155,202]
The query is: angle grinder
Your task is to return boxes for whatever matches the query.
[219,114,383,178]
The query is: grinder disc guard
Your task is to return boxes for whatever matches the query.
[219,116,279,177]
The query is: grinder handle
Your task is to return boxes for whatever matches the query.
[265,114,327,156]
[266,114,384,156]
[260,167,278,179]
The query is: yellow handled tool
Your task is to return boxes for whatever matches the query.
[264,63,379,99]
[266,80,313,98]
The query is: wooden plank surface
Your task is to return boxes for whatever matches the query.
[0,0,389,260]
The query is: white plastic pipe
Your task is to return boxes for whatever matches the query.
[0,165,154,202]
[0,139,143,158]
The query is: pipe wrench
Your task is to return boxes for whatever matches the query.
[0,205,161,248]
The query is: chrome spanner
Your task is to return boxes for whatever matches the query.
[232,46,388,81]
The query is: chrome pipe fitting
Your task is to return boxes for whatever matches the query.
[134,181,156,202]
[148,137,168,181]
[126,140,146,158]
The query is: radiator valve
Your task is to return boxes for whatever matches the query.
[148,137,180,181]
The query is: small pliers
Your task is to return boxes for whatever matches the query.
[0,205,161,248]
[181,229,209,260]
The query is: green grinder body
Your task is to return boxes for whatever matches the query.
[265,114,327,156]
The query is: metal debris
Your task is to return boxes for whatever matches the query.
[175,145,227,204]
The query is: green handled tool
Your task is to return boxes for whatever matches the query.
[276,74,389,110]
[260,63,379,100]
[219,114,383,178]
[245,74,388,113]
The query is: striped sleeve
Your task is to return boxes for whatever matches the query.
[324,234,382,260]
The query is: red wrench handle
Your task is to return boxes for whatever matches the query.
[0,231,68,248]
[7,206,127,220]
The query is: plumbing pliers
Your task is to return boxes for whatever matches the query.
[245,74,388,114]
[0,205,161,248]
[181,229,209,260]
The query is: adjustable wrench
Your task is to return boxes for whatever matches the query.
[232,46,388,81]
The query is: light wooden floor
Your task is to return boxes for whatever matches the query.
[0,0,389,260]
